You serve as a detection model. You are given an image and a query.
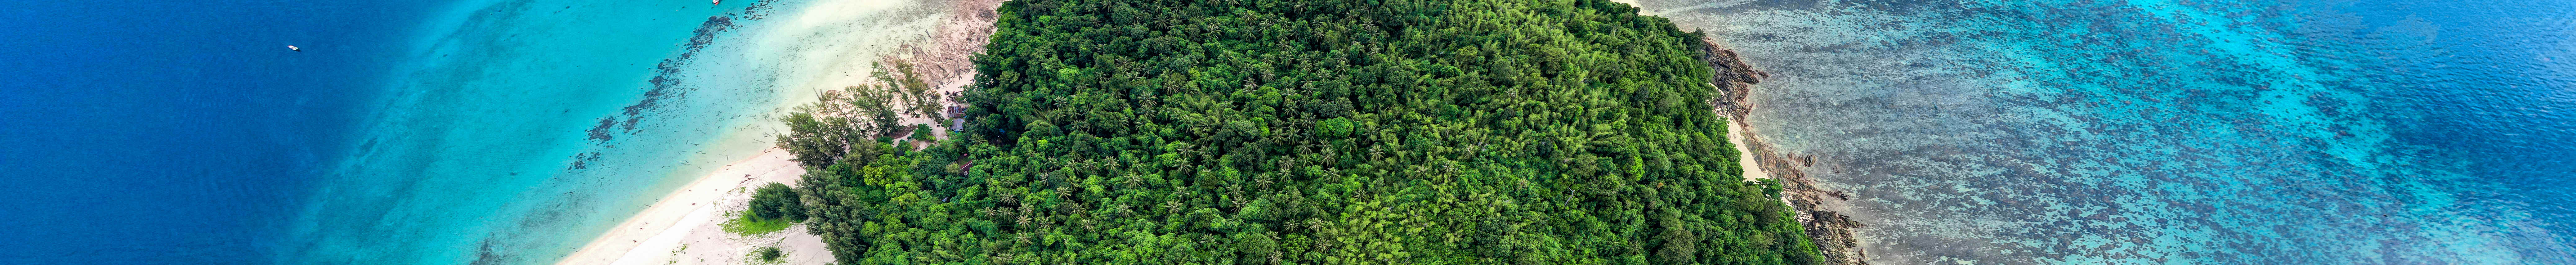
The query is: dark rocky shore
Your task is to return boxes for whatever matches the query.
[1696,37,1871,265]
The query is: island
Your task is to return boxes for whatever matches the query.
[768,0,1830,263]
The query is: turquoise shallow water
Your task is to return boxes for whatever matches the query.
[2,0,931,262]
[278,1,799,263]
[1637,0,2576,263]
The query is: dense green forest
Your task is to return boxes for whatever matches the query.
[776,0,1822,263]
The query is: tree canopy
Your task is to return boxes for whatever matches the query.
[780,0,1822,263]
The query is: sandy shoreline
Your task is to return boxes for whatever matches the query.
[1729,120,1774,181]
[552,149,832,265]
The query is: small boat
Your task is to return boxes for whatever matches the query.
[712,0,721,5]
[287,45,301,52]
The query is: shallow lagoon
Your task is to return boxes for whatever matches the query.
[1635,0,2576,263]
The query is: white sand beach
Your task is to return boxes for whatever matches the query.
[552,149,830,265]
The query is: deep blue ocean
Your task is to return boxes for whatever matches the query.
[0,0,433,263]
[0,0,2568,264]
[0,0,813,264]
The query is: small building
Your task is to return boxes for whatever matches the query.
[951,118,966,132]
[946,106,966,118]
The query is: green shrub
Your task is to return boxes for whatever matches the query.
[754,246,784,263]
[747,182,804,222]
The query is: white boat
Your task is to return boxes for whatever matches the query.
[287,45,301,51]
[712,0,721,5]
